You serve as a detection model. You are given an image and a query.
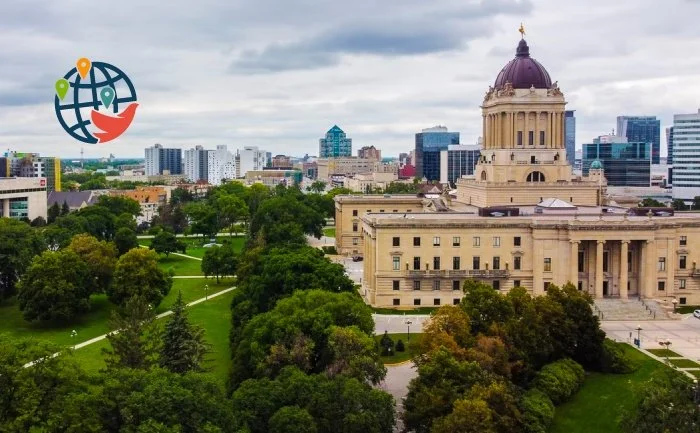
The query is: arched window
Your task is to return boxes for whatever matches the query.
[481,171,487,181]
[526,171,545,182]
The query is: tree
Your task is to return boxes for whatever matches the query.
[30,216,47,227]
[109,248,172,307]
[103,295,160,370]
[269,406,317,433]
[42,224,74,251]
[638,197,665,207]
[150,230,185,257]
[693,195,700,210]
[67,234,118,293]
[184,202,218,240]
[169,187,194,205]
[380,330,395,356]
[96,194,141,217]
[215,194,249,235]
[326,326,386,384]
[249,196,325,245]
[672,199,689,211]
[419,305,473,357]
[431,399,495,433]
[460,280,514,335]
[201,244,238,283]
[17,250,92,322]
[61,201,71,216]
[114,227,139,255]
[48,202,61,223]
[308,180,327,194]
[160,291,209,373]
[0,218,44,301]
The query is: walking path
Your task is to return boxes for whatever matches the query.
[137,245,203,261]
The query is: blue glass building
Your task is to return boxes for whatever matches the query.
[415,126,460,181]
[565,110,576,166]
[319,125,352,158]
[666,126,674,165]
[617,116,661,164]
[582,139,650,186]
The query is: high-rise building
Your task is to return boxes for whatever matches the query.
[672,110,700,201]
[357,145,381,160]
[207,145,236,186]
[565,110,576,166]
[582,135,650,186]
[616,116,661,164]
[237,146,267,177]
[145,144,182,176]
[666,126,674,165]
[319,125,352,158]
[415,126,460,181]
[439,144,481,184]
[1,152,62,193]
[184,145,209,182]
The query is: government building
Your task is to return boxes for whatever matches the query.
[335,36,700,308]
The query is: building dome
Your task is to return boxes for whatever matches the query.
[590,160,603,170]
[494,39,552,90]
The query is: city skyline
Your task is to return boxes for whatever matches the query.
[1,0,698,158]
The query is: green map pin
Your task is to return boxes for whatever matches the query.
[100,87,115,109]
[55,78,69,100]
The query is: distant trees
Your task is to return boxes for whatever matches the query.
[150,230,186,257]
[0,218,44,301]
[250,195,325,245]
[638,198,665,207]
[109,248,172,307]
[201,243,238,283]
[308,180,327,193]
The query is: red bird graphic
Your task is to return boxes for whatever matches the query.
[90,103,138,143]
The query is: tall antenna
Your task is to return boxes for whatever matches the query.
[80,147,84,168]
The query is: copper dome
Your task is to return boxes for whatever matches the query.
[494,39,552,90]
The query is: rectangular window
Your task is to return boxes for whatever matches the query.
[392,237,400,247]
[493,236,501,247]
[453,298,461,305]
[413,257,421,270]
[366,209,371,213]
[658,257,666,271]
[473,236,481,247]
[514,256,521,270]
[393,298,400,306]
[453,280,461,291]
[433,236,441,246]
[514,280,521,288]
[544,257,552,272]
[658,281,665,291]
[544,282,550,291]
[414,298,421,306]
[493,280,500,290]
[352,223,358,232]
[352,209,358,216]
[393,280,400,290]
[493,256,501,270]
[413,237,421,246]
[680,279,687,289]
[393,256,400,271]
[453,257,461,270]
[603,251,609,273]
[413,280,421,290]
[473,256,480,270]
[517,131,523,146]
[433,280,440,291]
[352,238,358,246]
[578,281,583,291]
[680,236,687,246]
[514,236,521,247]
[434,298,441,306]
[380,209,385,213]
[680,255,687,269]
[453,236,461,247]
[540,131,545,146]
[578,251,585,273]
[433,257,441,270]
[528,131,534,146]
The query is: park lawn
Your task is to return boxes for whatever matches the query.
[677,305,700,314]
[323,227,336,238]
[550,344,669,433]
[688,370,700,378]
[157,254,203,276]
[669,358,700,368]
[140,236,245,259]
[647,348,682,357]
[158,278,234,313]
[72,290,235,386]
[375,333,422,364]
[372,307,437,315]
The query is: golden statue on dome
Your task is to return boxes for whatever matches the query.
[519,23,525,38]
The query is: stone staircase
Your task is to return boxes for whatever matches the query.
[593,297,672,321]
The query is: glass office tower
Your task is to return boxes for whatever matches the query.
[617,116,661,164]
[415,126,460,181]
[582,140,650,186]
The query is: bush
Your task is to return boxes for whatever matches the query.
[532,358,585,405]
[600,339,637,373]
[520,389,555,433]
[321,246,337,255]
[395,339,405,352]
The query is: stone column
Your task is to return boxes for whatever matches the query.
[570,240,579,285]
[595,240,604,298]
[667,238,675,296]
[1,199,8,218]
[524,112,530,146]
[482,115,487,147]
[644,240,656,298]
[620,241,629,299]
[533,238,543,295]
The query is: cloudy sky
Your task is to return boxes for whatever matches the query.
[1,0,698,159]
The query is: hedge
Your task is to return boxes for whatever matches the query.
[532,358,585,405]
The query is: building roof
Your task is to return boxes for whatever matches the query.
[537,197,577,209]
[494,39,552,90]
[47,191,96,208]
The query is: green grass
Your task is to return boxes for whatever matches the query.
[669,358,700,368]
[688,370,700,378]
[375,333,422,364]
[140,236,245,259]
[323,227,336,238]
[372,307,437,315]
[647,348,682,357]
[677,305,700,314]
[550,344,669,433]
[158,278,234,313]
[157,254,204,276]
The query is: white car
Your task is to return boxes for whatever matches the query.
[694,309,700,319]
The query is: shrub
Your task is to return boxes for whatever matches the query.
[380,331,394,356]
[321,246,338,255]
[520,389,555,433]
[600,339,637,373]
[532,358,585,405]
[396,339,405,352]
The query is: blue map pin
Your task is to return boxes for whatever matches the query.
[100,87,115,109]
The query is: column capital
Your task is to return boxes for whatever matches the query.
[646,239,655,244]
[597,240,605,245]
[570,240,580,245]
[620,240,631,245]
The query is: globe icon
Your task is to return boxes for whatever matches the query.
[54,61,137,144]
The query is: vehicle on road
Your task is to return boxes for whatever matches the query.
[693,309,700,319]
[352,255,364,262]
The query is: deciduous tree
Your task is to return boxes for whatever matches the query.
[0,218,44,301]
[109,248,172,307]
[67,233,118,293]
[150,230,185,257]
[114,227,139,255]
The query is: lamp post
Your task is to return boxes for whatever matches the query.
[694,379,699,405]
[672,298,678,314]
[204,284,209,300]
[70,330,77,350]
[659,339,672,364]
[405,319,413,343]
[636,325,643,347]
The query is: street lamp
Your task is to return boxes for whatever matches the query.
[659,339,672,364]
[694,380,699,405]
[636,325,643,347]
[70,330,77,349]
[405,319,413,343]
[204,284,209,300]
[672,298,678,313]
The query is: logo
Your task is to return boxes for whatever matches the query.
[54,58,138,144]
[40,179,46,187]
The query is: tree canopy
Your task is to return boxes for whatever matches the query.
[109,248,172,307]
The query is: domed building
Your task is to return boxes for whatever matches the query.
[334,35,700,310]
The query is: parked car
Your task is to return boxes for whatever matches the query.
[352,255,364,262]
[693,309,700,319]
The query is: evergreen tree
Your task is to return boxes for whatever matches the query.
[103,295,160,370]
[61,201,70,216]
[160,291,209,373]
[47,202,61,224]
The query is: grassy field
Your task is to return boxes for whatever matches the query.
[677,305,699,314]
[157,254,204,276]
[669,358,700,368]
[375,332,422,364]
[647,348,681,357]
[550,344,668,433]
[372,307,437,315]
[323,227,336,238]
[139,236,246,259]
